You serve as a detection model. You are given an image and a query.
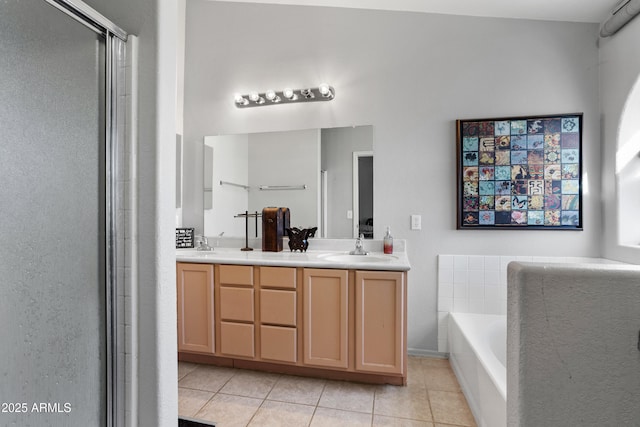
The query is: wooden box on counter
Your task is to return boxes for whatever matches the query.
[262,207,290,252]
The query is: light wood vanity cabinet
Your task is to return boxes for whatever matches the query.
[176,262,215,354]
[178,261,407,384]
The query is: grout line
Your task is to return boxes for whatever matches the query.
[191,391,217,420]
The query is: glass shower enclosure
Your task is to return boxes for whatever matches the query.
[0,0,126,425]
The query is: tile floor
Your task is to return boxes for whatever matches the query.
[178,356,477,427]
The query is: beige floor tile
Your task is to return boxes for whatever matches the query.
[318,380,376,414]
[247,400,315,427]
[219,369,280,399]
[406,358,427,387]
[178,361,199,380]
[178,387,214,418]
[420,357,451,369]
[195,393,263,427]
[267,375,326,406]
[373,415,434,427]
[429,390,476,427]
[177,362,478,427]
[424,367,461,392]
[179,364,237,393]
[374,384,431,421]
[310,407,372,427]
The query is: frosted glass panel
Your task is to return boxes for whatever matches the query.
[0,1,106,425]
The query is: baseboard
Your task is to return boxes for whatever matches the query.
[407,348,449,358]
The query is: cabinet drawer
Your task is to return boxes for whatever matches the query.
[260,289,296,326]
[220,322,255,358]
[260,325,297,363]
[219,264,253,286]
[260,266,296,289]
[220,287,254,321]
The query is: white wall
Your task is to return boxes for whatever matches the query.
[599,17,640,264]
[182,1,601,353]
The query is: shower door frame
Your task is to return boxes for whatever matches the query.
[43,1,128,426]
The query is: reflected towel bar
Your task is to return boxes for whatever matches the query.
[259,184,307,191]
[220,180,249,190]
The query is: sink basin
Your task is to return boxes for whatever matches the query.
[319,253,398,263]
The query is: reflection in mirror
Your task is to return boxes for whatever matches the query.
[203,125,373,239]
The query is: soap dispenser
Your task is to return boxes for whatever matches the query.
[383,226,393,254]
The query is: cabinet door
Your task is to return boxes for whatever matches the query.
[177,263,214,353]
[354,271,405,374]
[302,268,349,369]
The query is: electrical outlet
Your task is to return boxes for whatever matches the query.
[411,214,421,230]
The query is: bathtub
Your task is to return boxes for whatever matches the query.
[448,312,506,427]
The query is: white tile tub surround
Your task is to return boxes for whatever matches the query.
[437,254,617,353]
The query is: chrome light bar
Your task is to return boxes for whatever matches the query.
[234,84,334,108]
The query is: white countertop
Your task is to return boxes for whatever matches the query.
[176,245,410,271]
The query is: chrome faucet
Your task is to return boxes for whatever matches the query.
[195,235,213,251]
[349,234,368,255]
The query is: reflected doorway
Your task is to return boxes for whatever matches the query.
[353,151,374,238]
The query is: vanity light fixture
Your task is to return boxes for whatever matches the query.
[234,84,335,108]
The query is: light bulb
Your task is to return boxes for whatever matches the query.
[265,90,280,102]
[234,93,248,105]
[319,83,332,97]
[283,88,296,100]
[249,92,260,102]
[301,88,314,99]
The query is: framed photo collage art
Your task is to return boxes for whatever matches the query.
[456,113,583,230]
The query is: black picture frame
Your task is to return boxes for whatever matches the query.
[456,113,583,230]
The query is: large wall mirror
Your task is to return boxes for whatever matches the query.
[203,125,373,239]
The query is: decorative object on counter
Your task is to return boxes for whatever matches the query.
[194,235,212,251]
[384,226,394,254]
[262,207,290,252]
[286,227,317,252]
[234,210,261,251]
[175,228,194,248]
[234,84,334,108]
[456,113,583,230]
